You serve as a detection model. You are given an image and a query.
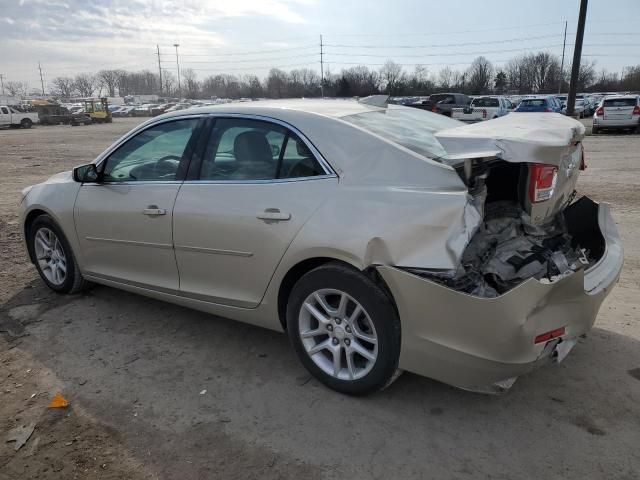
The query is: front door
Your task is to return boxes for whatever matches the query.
[74,117,200,290]
[173,116,337,308]
[0,106,10,126]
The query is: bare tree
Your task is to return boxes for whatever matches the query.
[379,60,404,95]
[5,81,29,97]
[181,68,199,99]
[96,70,120,97]
[437,67,453,90]
[266,68,289,98]
[467,56,494,94]
[50,76,76,98]
[74,73,96,97]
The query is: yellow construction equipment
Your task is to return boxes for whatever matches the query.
[83,97,112,123]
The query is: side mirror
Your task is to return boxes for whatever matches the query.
[73,163,99,183]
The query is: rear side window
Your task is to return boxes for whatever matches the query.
[604,98,637,107]
[199,118,325,181]
[0,107,9,114]
[472,98,500,107]
[343,105,461,160]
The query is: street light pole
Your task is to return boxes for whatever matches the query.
[174,43,181,99]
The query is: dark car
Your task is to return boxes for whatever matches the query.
[421,93,472,117]
[515,96,563,113]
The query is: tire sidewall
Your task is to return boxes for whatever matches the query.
[21,119,32,129]
[286,264,400,395]
[29,215,78,293]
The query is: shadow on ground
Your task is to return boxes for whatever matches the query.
[2,282,640,479]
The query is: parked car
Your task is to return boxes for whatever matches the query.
[0,105,39,128]
[131,104,159,117]
[451,95,512,123]
[112,106,136,117]
[164,103,193,113]
[592,95,640,134]
[515,96,563,113]
[410,93,471,117]
[19,99,622,395]
[561,98,587,118]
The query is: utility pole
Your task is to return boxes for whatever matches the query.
[567,0,588,117]
[0,74,4,96]
[174,43,181,99]
[38,61,45,95]
[320,34,324,98]
[558,21,567,94]
[156,44,163,96]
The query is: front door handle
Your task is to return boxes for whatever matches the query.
[257,208,291,222]
[143,206,166,216]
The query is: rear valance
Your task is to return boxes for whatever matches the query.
[435,112,585,166]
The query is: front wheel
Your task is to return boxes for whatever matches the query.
[287,262,401,395]
[29,214,89,294]
[21,119,33,129]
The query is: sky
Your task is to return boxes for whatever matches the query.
[1,0,639,91]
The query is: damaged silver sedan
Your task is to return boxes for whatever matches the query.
[19,99,623,395]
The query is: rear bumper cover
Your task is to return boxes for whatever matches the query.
[377,201,623,392]
[593,117,639,128]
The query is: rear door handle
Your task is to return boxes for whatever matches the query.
[257,209,291,222]
[143,206,166,216]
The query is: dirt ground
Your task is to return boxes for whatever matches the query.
[1,118,639,479]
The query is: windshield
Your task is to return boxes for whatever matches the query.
[342,105,461,160]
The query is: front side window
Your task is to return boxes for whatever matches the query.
[102,118,198,182]
[199,118,325,181]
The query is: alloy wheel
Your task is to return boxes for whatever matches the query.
[34,227,67,286]
[298,289,378,381]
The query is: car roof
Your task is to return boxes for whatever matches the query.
[158,98,383,121]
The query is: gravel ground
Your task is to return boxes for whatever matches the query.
[1,118,639,479]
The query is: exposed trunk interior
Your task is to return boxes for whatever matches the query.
[410,161,606,298]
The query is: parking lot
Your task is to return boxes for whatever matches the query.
[1,118,640,479]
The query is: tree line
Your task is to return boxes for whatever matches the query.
[6,52,640,100]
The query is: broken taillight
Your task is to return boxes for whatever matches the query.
[528,163,558,203]
[534,327,565,344]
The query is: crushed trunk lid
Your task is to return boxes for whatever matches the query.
[434,112,585,166]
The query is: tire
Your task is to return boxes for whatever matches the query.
[286,262,401,395]
[28,214,89,294]
[591,126,599,135]
[21,119,33,129]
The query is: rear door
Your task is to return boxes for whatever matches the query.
[603,98,636,121]
[173,116,338,308]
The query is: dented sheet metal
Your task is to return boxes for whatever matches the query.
[376,199,623,392]
[435,113,585,165]
[415,202,590,298]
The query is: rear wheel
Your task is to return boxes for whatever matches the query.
[29,215,89,294]
[287,262,401,395]
[592,126,599,135]
[21,118,33,129]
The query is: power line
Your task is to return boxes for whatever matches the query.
[162,52,318,64]
[160,45,317,57]
[324,34,565,49]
